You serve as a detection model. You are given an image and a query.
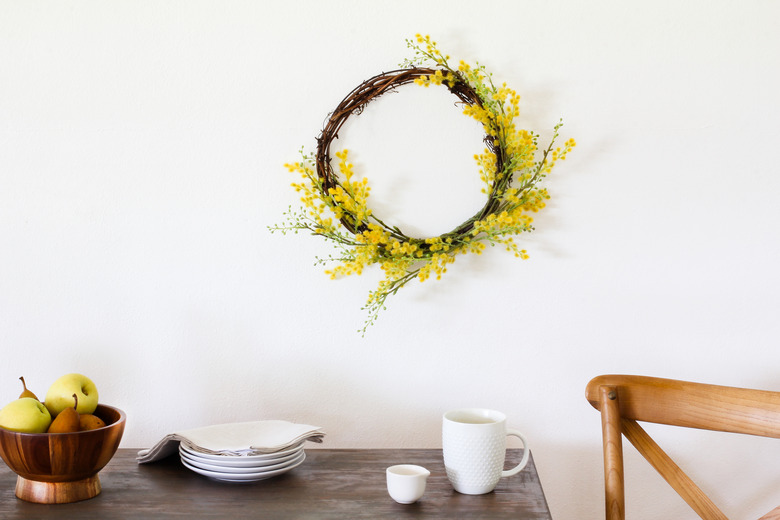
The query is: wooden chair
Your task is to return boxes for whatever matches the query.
[585,375,780,520]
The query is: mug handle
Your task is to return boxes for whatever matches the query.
[501,429,530,478]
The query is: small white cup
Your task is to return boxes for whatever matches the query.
[386,464,430,504]
[442,408,530,495]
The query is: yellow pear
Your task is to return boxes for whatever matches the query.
[79,414,106,431]
[47,394,80,433]
[18,376,39,401]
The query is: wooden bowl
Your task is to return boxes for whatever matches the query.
[0,403,125,504]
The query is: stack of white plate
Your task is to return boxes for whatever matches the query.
[179,442,306,482]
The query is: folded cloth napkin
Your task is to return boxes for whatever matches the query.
[136,420,325,463]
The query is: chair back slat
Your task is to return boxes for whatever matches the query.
[621,419,727,520]
[586,375,780,438]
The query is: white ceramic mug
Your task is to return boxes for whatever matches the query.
[442,408,530,495]
[386,464,430,504]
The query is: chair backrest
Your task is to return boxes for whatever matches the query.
[585,375,780,520]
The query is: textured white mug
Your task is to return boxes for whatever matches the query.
[442,408,530,495]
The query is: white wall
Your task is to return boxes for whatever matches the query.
[2,1,779,518]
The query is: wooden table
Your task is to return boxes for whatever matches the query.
[0,448,552,519]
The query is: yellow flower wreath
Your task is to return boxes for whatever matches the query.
[271,35,576,334]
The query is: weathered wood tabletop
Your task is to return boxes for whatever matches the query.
[0,448,552,519]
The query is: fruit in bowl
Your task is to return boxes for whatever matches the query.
[45,373,99,417]
[0,397,51,433]
[0,374,126,504]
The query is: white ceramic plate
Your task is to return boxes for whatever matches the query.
[179,441,304,462]
[180,451,306,482]
[179,447,304,473]
[179,443,303,468]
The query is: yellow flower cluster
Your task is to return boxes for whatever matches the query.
[414,69,457,88]
[285,149,378,239]
[545,137,577,172]
[414,33,450,64]
[358,222,391,246]
[327,150,372,225]
[273,35,575,335]
[470,208,535,258]
[417,251,457,282]
[463,104,498,137]
[286,160,338,236]
[474,149,498,192]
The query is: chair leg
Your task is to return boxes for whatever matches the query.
[600,385,625,520]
